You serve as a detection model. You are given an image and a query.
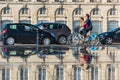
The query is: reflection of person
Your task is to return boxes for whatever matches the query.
[80,47,92,70]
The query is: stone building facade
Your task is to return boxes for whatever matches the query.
[0,0,120,33]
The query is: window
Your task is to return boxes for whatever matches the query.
[39,7,46,14]
[21,8,28,14]
[3,7,10,14]
[56,8,64,15]
[10,25,17,30]
[72,0,83,2]
[107,64,115,80]
[91,21,102,34]
[20,67,28,80]
[74,66,81,80]
[48,24,58,29]
[37,0,46,2]
[73,20,80,29]
[56,66,64,80]
[55,0,64,2]
[2,68,10,80]
[74,8,81,15]
[109,8,116,15]
[90,0,101,2]
[55,20,67,24]
[19,0,30,1]
[91,66,98,80]
[107,0,116,2]
[38,66,46,80]
[107,21,118,31]
[37,20,49,23]
[19,20,31,24]
[92,8,99,15]
[1,20,13,31]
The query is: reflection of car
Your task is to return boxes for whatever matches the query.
[99,28,120,44]
[35,23,71,44]
[2,23,56,45]
[1,46,69,58]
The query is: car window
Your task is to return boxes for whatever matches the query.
[58,24,63,29]
[19,24,35,32]
[48,24,58,29]
[9,25,17,30]
[39,24,48,30]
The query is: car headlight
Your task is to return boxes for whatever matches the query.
[50,33,55,38]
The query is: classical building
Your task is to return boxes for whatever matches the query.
[0,0,120,33]
[0,46,120,80]
[0,0,120,80]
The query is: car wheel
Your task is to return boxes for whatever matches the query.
[106,37,113,45]
[6,37,15,45]
[58,36,67,45]
[42,37,51,45]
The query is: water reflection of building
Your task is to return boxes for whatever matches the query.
[0,0,120,34]
[0,46,120,80]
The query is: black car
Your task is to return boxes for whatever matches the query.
[35,22,71,44]
[2,23,56,45]
[99,28,120,44]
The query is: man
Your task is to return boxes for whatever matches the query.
[84,14,93,34]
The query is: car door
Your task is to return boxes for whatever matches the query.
[47,23,59,38]
[19,24,36,43]
[115,30,120,42]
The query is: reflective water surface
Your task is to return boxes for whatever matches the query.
[0,45,120,80]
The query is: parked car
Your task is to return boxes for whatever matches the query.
[99,28,120,44]
[35,22,71,44]
[2,23,56,45]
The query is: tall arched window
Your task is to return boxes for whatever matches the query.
[91,8,99,15]
[20,67,28,80]
[73,20,80,31]
[107,20,118,31]
[107,64,115,80]
[74,8,81,15]
[2,7,10,14]
[56,8,64,15]
[91,66,98,80]
[56,65,64,80]
[38,66,46,80]
[91,21,102,34]
[39,7,46,15]
[108,8,117,15]
[73,66,82,80]
[20,7,29,14]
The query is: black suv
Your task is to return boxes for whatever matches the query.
[35,23,71,44]
[2,23,56,45]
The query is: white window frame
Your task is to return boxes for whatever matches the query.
[20,67,28,80]
[2,68,10,80]
[73,66,82,80]
[38,66,46,80]
[56,66,64,80]
[107,64,115,80]
[91,66,98,80]
[3,7,10,14]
